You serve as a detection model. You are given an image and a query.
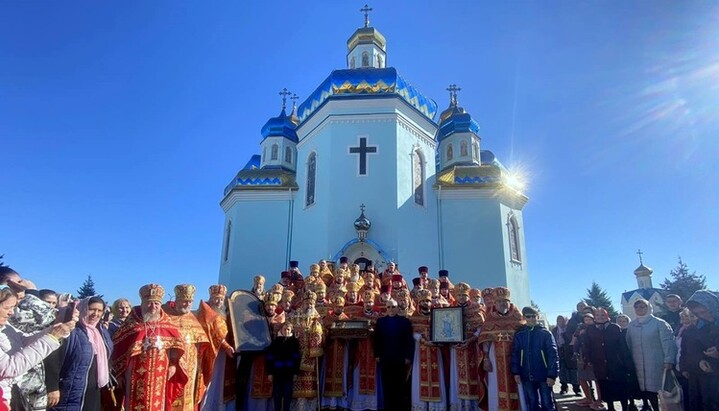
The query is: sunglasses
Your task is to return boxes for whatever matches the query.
[524,314,537,319]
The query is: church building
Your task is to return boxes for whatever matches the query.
[218,9,531,308]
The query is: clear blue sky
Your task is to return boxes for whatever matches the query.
[1,1,717,319]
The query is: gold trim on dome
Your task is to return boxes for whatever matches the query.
[347,28,387,51]
[333,79,395,95]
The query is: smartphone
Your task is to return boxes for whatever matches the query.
[64,300,78,323]
[101,309,111,323]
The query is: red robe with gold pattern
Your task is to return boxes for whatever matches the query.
[455,303,486,402]
[410,312,443,402]
[112,307,188,411]
[322,311,350,397]
[477,304,524,411]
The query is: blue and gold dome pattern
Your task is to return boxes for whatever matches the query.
[297,68,438,124]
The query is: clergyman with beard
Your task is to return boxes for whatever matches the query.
[164,284,212,411]
[112,284,188,411]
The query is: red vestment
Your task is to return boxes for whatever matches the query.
[112,307,188,411]
[410,313,443,402]
[477,304,524,411]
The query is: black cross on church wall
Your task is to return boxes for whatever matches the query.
[349,137,378,175]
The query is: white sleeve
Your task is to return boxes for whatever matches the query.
[0,334,61,379]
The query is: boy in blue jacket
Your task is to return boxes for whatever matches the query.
[511,306,560,411]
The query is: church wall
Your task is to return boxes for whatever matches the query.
[291,98,438,272]
[290,128,332,268]
[499,203,531,308]
[219,195,292,291]
[394,122,440,275]
[438,193,531,308]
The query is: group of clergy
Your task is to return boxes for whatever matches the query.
[241,257,528,411]
[110,283,233,411]
[109,257,528,411]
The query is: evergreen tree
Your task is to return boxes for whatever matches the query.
[77,274,99,299]
[530,300,541,312]
[660,257,706,301]
[584,282,619,318]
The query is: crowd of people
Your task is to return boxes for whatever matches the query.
[0,259,717,411]
[554,294,719,411]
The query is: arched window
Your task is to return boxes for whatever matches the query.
[306,152,317,207]
[460,140,469,157]
[271,144,279,160]
[508,215,521,262]
[285,146,292,164]
[262,147,266,162]
[350,56,356,69]
[446,143,453,161]
[377,55,383,68]
[413,150,424,206]
[361,51,369,67]
[472,141,479,161]
[223,220,232,261]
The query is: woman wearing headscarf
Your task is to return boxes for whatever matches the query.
[583,308,632,411]
[625,299,676,411]
[685,290,719,410]
[46,297,113,411]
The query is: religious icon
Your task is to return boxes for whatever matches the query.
[430,306,464,343]
[227,289,273,352]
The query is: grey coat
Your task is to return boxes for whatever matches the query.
[625,315,676,392]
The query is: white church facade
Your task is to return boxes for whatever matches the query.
[218,14,531,308]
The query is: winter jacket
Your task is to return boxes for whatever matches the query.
[47,324,113,411]
[265,336,301,379]
[582,322,631,381]
[625,315,676,392]
[0,324,61,405]
[511,324,559,381]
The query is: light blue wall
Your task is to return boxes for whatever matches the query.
[290,99,438,273]
[219,195,292,291]
[438,193,530,308]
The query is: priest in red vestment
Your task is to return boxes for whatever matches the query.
[478,287,525,411]
[112,283,188,411]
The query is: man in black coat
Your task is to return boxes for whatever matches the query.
[373,299,414,411]
[266,322,301,411]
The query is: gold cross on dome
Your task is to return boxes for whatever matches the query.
[360,4,373,28]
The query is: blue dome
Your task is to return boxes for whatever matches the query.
[261,109,298,142]
[436,110,480,141]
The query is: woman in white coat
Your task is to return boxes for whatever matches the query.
[0,288,75,408]
[625,298,676,411]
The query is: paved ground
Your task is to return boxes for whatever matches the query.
[552,386,644,411]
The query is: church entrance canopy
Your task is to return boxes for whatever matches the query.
[331,238,392,273]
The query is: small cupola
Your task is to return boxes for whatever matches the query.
[353,204,372,242]
[260,88,299,172]
[346,5,387,69]
[633,249,654,289]
[436,84,482,171]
